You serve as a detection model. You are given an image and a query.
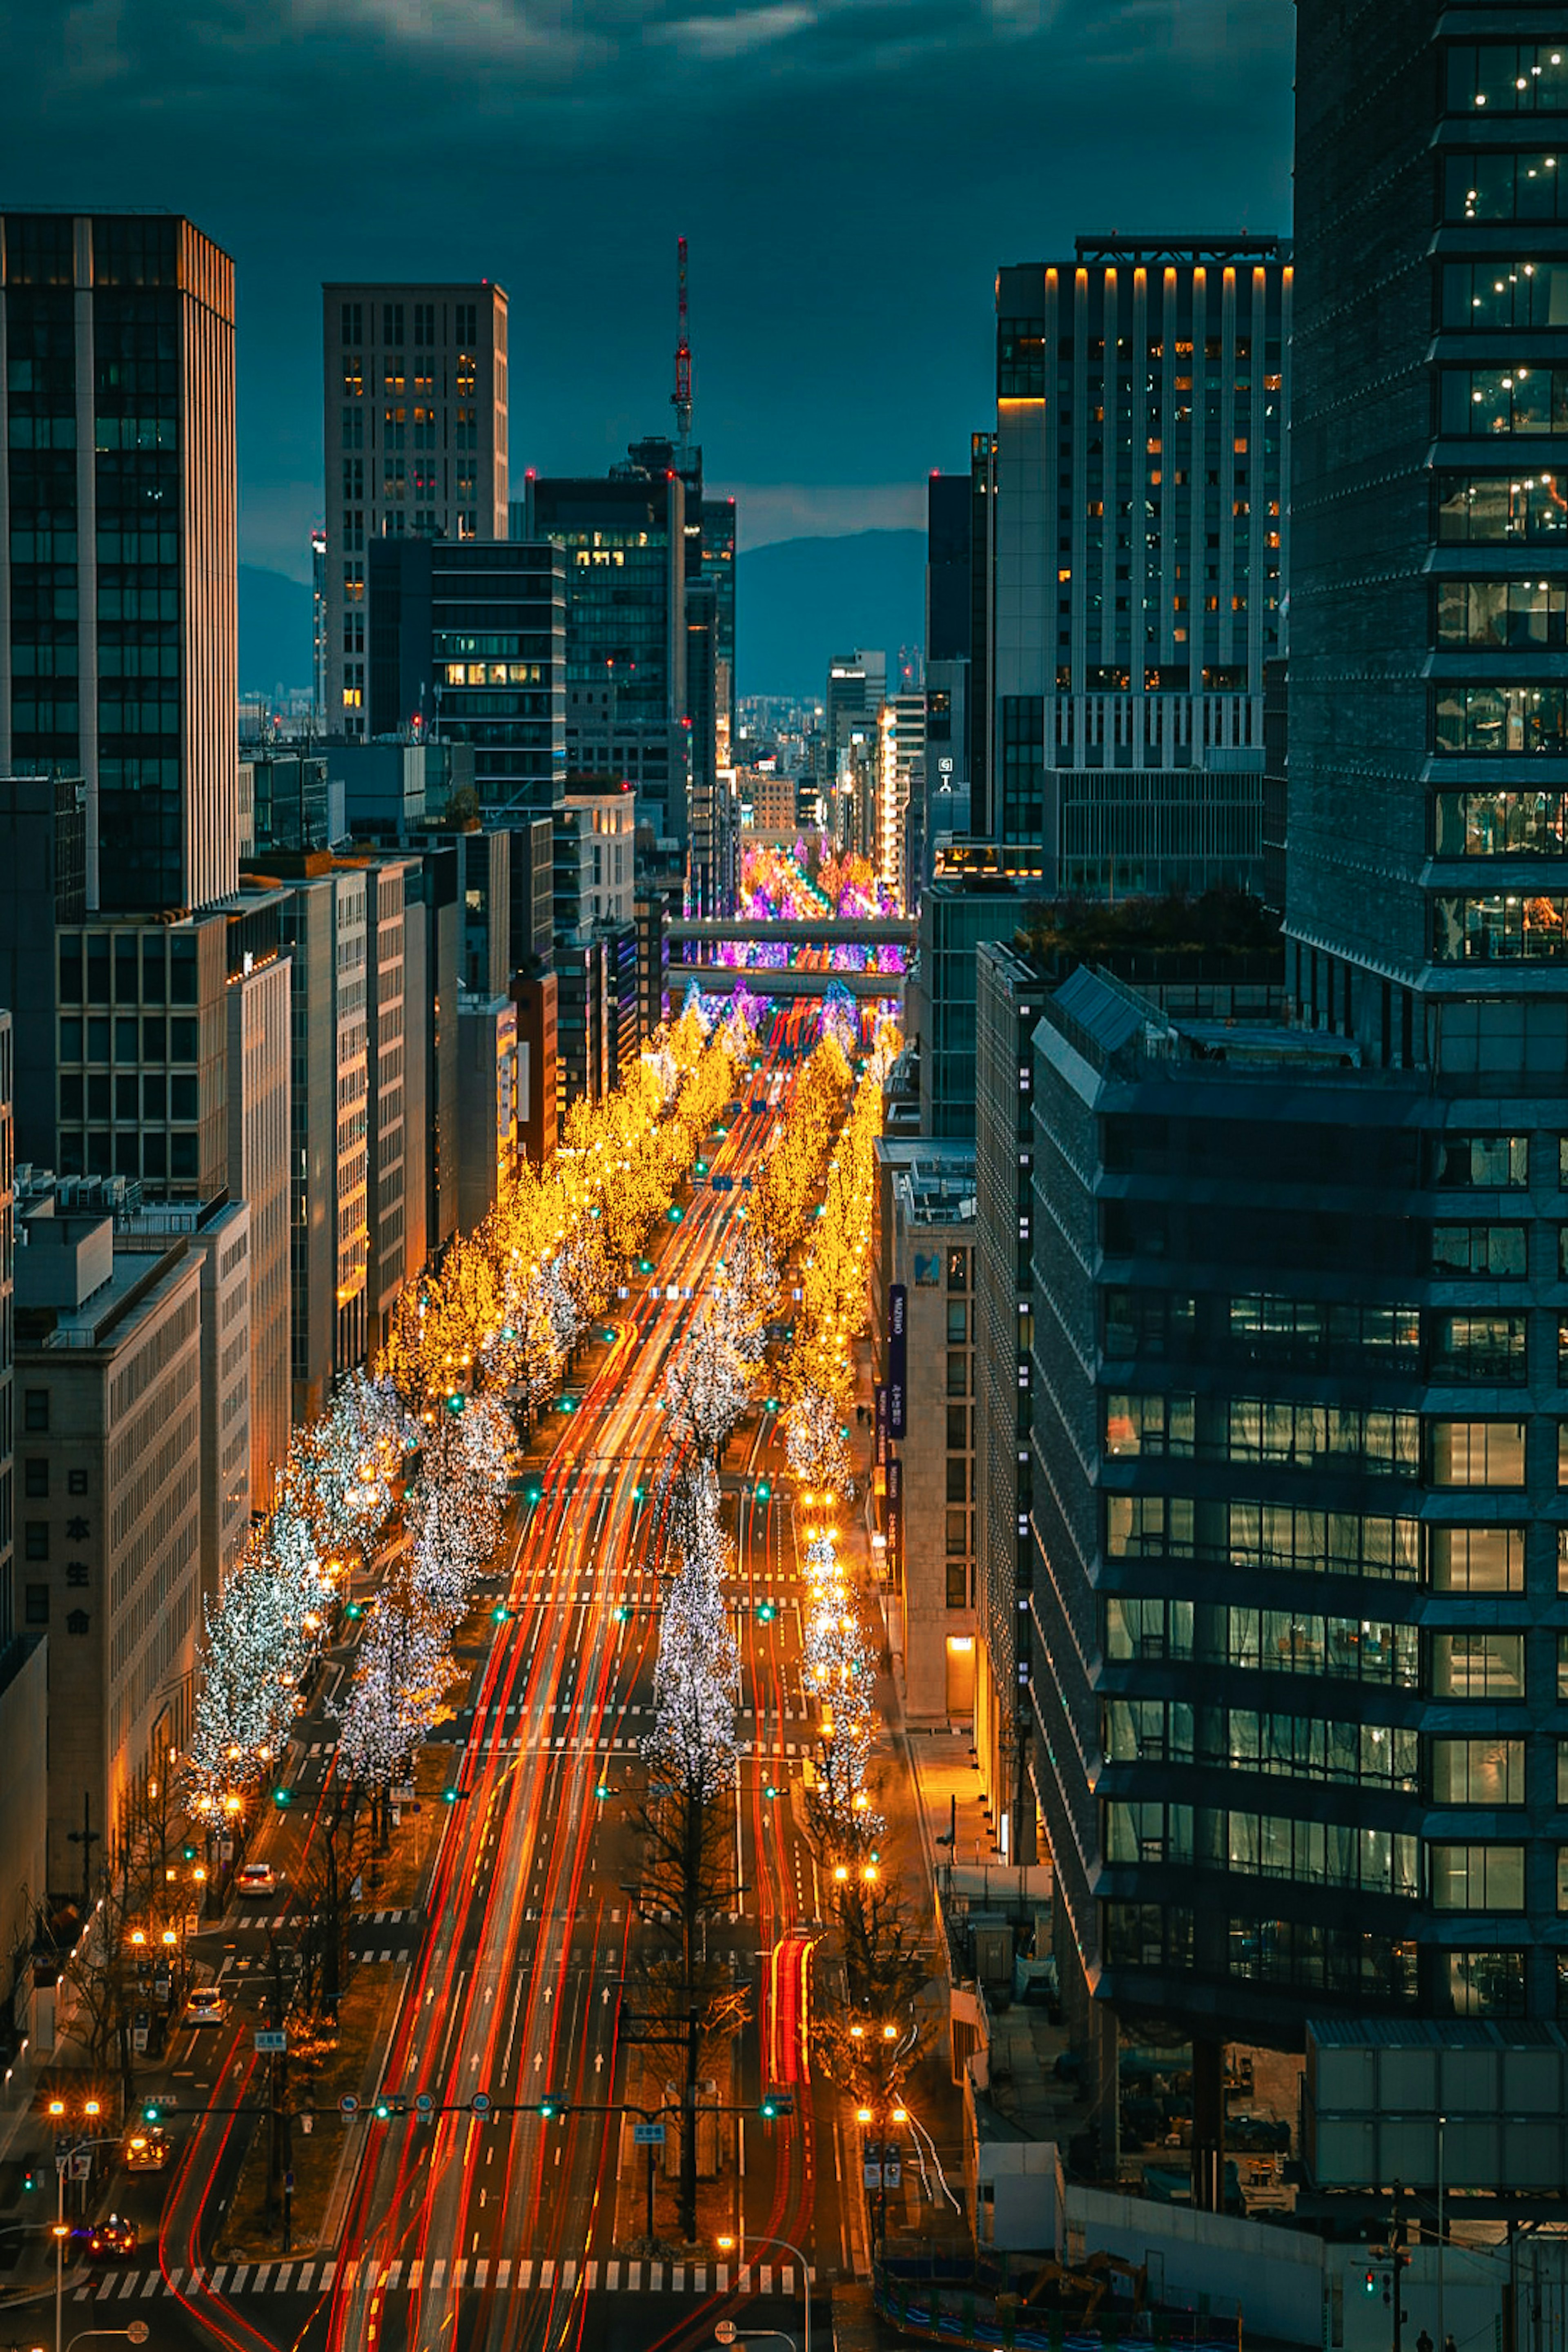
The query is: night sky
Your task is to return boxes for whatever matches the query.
[11,0,1292,579]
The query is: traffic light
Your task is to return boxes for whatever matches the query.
[637,1258,654,1275]
[763,1784,781,1802]
[142,2101,172,2123]
[182,1844,197,1862]
[632,1485,645,1503]
[668,1205,683,1223]
[22,2166,38,2192]
[1363,2271,1378,2298]
[756,1480,771,1502]
[694,1159,708,1177]
[762,1397,780,1415]
[446,1392,466,1414]
[760,2087,794,2120]
[441,1786,463,1805]
[524,1481,543,1505]
[344,1601,364,1621]
[539,2094,563,2120]
[595,1782,613,1802]
[492,1604,511,1624]
[756,1599,777,1624]
[273,1786,293,1808]
[611,1604,629,1624]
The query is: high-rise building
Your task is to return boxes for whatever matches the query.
[16,1203,204,1893]
[969,432,998,832]
[0,212,239,912]
[225,927,291,1515]
[367,537,566,816]
[924,472,973,884]
[873,1140,979,1724]
[0,772,86,1162]
[989,238,1289,893]
[973,941,1051,1864]
[826,650,887,761]
[521,465,690,849]
[312,528,329,735]
[322,282,509,740]
[1001,10,1568,2191]
[554,787,638,1108]
[363,858,410,1355]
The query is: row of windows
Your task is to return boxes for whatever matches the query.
[1436,891,1568,959]
[1437,579,1568,652]
[1100,1598,1568,1700]
[1443,261,1568,333]
[1107,1395,1422,1475]
[1107,1494,1423,1581]
[1436,791,1568,858]
[1438,472,1568,543]
[1103,1699,1421,1789]
[1434,684,1568,756]
[1105,1800,1416,1891]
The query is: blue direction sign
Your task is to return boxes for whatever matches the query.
[633,2121,666,2146]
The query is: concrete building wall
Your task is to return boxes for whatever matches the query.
[365,860,408,1351]
[226,951,290,1511]
[18,1241,203,1893]
[457,995,519,1234]
[0,1634,46,2014]
[0,1014,12,1646]
[192,1202,250,1609]
[875,1140,978,1725]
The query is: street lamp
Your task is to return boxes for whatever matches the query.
[716,2233,812,2352]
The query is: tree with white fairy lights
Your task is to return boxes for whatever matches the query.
[635,1459,746,2243]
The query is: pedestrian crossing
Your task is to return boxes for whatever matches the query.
[457,1702,807,1722]
[76,2254,814,2301]
[467,1733,810,1757]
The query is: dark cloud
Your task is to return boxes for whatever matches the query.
[6,0,1293,575]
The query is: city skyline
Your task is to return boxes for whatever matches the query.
[5,0,1292,578]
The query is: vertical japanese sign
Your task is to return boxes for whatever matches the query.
[888,1284,907,1438]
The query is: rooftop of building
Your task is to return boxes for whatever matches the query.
[878,1135,977,1226]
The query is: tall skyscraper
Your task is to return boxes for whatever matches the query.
[989,238,1289,893]
[0,212,239,912]
[322,283,509,740]
[521,461,690,847]
[366,537,566,815]
[992,10,1568,2195]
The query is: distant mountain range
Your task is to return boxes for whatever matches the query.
[239,525,928,704]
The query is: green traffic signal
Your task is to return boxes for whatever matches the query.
[374,2098,392,2120]
[763,1785,780,1802]
[21,2166,38,2191]
[762,1398,780,1415]
[345,1601,364,1620]
[595,1782,612,1801]
[611,1604,629,1623]
[525,1482,543,1504]
[632,1484,645,1504]
[756,1480,771,1502]
[668,1205,683,1223]
[637,1258,654,1275]
[441,1786,462,1804]
[273,1786,292,1808]
[539,2095,561,2120]
[182,1844,197,1862]
[756,1599,777,1624]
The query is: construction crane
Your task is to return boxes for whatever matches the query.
[672,234,693,459]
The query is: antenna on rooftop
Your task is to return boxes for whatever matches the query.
[672,234,693,458]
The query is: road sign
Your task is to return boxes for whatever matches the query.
[632,2121,666,2146]
[69,2152,91,2180]
[339,2095,359,2117]
[716,2325,738,2344]
[415,2093,435,2119]
[55,2153,69,2177]
[471,2092,492,2118]
[127,2327,150,2346]
[255,2029,287,2054]
[132,2025,148,2054]
[284,2168,295,2192]
[392,1783,416,1804]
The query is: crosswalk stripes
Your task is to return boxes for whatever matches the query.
[75,2248,806,2301]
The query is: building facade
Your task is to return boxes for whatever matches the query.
[366,537,566,817]
[322,281,508,739]
[0,212,239,913]
[990,238,1289,895]
[973,941,1051,1866]
[15,1210,204,1894]
[875,1140,979,1725]
[521,466,690,849]
[225,938,291,1512]
[0,772,86,1163]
